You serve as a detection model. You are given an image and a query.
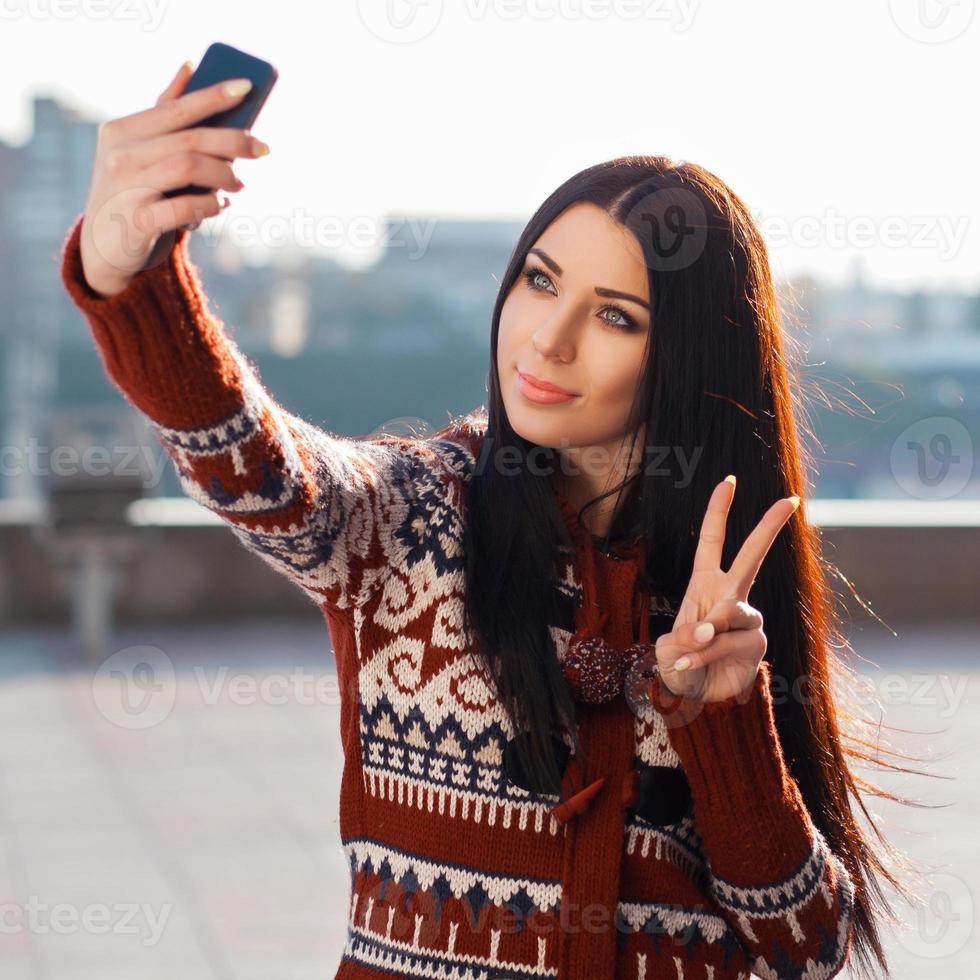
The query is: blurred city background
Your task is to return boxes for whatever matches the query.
[1,2,978,978]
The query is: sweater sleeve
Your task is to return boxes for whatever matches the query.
[58,212,468,613]
[648,659,856,979]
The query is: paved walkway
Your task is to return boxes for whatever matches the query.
[0,619,976,978]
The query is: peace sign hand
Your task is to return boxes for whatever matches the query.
[654,475,800,702]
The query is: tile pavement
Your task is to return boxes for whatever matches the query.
[0,619,976,978]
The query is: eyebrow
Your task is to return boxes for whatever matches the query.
[527,247,651,312]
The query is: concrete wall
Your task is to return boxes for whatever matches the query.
[1,502,977,628]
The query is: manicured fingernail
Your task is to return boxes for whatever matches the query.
[724,474,736,487]
[224,78,253,98]
[250,137,271,156]
[787,495,800,510]
[693,622,715,644]
[674,656,691,671]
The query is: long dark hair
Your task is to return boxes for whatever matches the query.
[441,155,930,979]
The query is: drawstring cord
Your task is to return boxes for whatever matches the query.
[550,490,652,825]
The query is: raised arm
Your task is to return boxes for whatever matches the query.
[61,211,474,613]
[649,662,856,977]
[59,64,473,614]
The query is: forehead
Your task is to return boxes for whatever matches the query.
[531,202,648,297]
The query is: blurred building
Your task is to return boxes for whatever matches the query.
[0,97,97,502]
[1,92,978,507]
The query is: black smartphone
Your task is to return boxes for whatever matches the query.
[163,41,278,199]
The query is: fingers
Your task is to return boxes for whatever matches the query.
[691,475,737,575]
[142,192,230,237]
[156,61,193,107]
[660,625,767,676]
[727,495,800,599]
[701,597,764,636]
[107,128,261,173]
[108,76,253,145]
[654,619,717,698]
[656,599,763,665]
[138,151,243,197]
[690,478,801,599]
[657,600,761,659]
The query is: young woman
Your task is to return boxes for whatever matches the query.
[61,62,914,980]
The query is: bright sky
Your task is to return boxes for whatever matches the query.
[4,0,978,289]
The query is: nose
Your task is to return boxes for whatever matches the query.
[530,305,580,362]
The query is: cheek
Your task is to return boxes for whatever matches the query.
[496,295,520,361]
[496,291,538,380]
[586,339,647,406]
[495,300,524,397]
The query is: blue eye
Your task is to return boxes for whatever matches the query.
[520,264,640,333]
[522,267,553,293]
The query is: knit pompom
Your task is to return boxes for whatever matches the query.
[562,635,655,704]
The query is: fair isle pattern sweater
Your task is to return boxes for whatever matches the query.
[60,212,855,980]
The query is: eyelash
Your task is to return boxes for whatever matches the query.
[520,265,640,333]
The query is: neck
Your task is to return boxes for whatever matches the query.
[553,471,639,541]
[552,433,645,539]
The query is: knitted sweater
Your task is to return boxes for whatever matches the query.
[59,212,855,980]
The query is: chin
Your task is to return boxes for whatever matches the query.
[503,402,577,451]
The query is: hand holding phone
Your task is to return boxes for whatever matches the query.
[78,51,276,297]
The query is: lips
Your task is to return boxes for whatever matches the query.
[518,371,577,397]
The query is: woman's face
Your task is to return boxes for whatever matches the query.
[497,202,652,489]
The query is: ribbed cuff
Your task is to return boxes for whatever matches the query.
[59,212,245,427]
[60,211,190,311]
[648,659,812,874]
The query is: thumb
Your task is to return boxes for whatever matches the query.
[156,61,193,106]
[657,619,717,659]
